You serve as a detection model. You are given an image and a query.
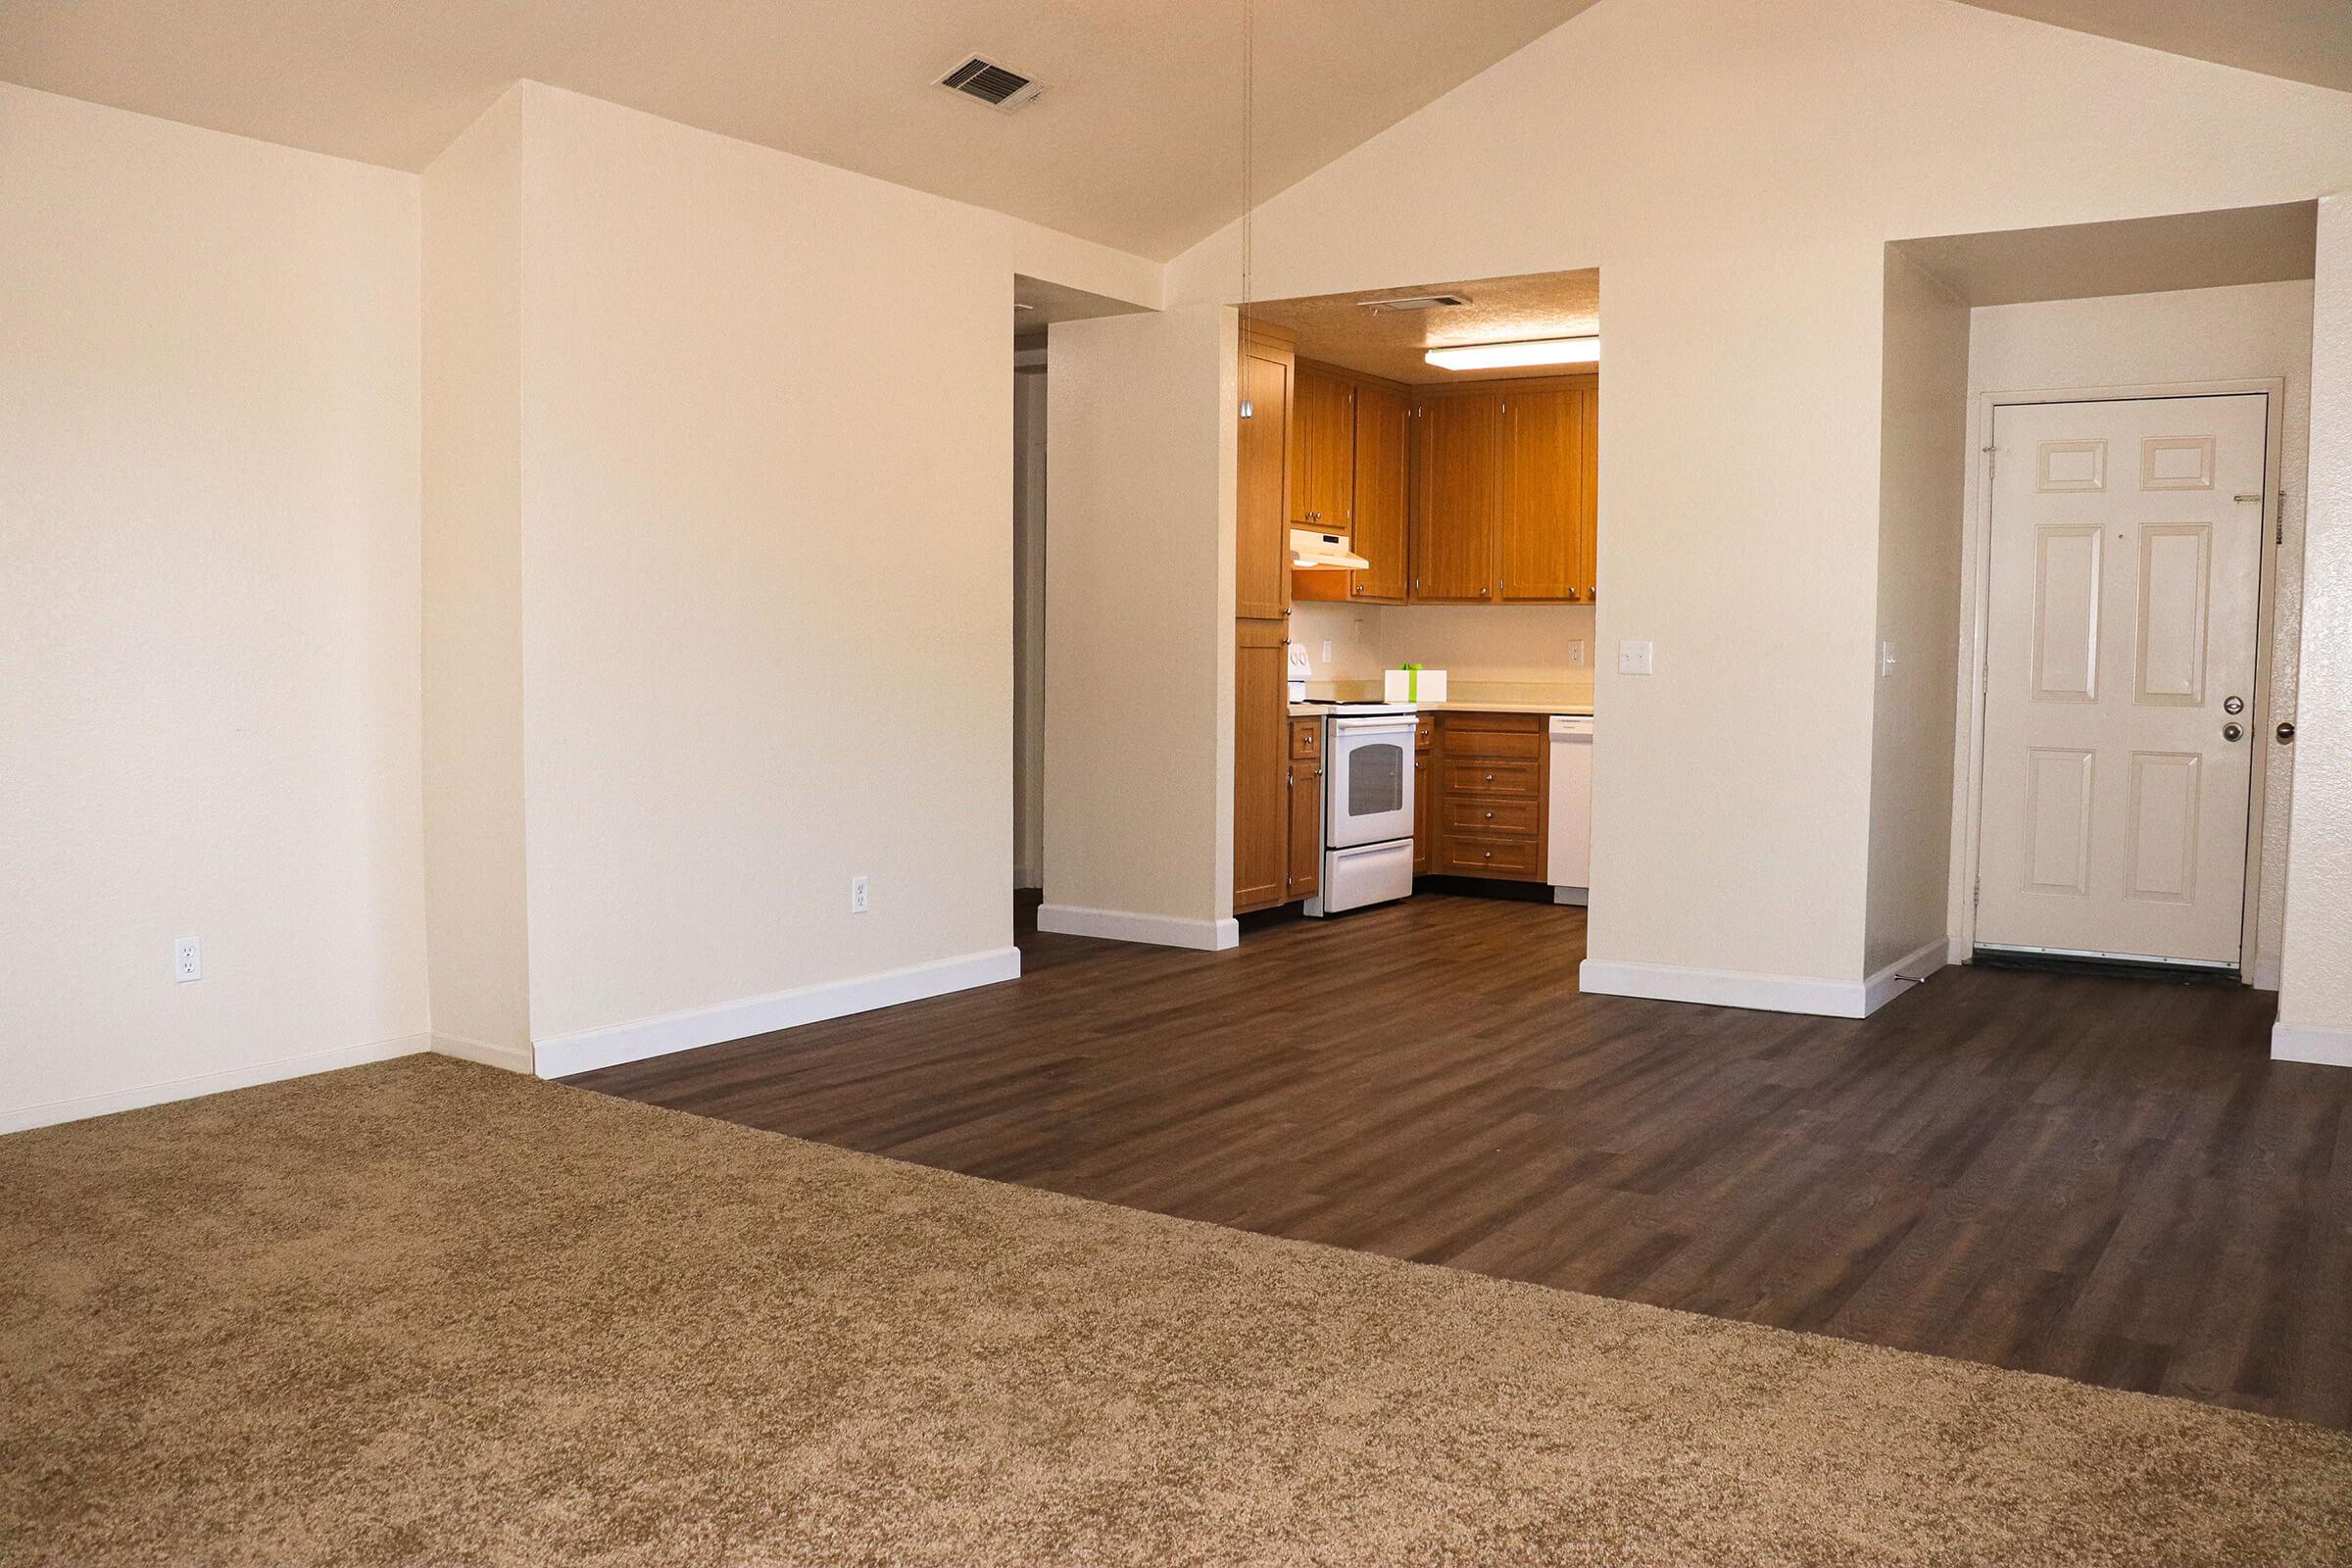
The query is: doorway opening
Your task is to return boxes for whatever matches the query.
[1888,201,2319,988]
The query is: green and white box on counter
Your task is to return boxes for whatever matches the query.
[1384,666,1447,704]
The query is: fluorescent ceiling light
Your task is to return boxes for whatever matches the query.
[1425,336,1599,370]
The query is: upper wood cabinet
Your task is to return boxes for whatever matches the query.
[1498,385,1589,603]
[1237,329,1296,622]
[1348,385,1410,604]
[1411,393,1500,602]
[1290,367,1355,532]
[1411,378,1597,606]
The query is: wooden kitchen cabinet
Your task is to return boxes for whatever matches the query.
[1498,385,1590,603]
[1410,393,1500,602]
[1234,621,1290,913]
[1348,385,1410,604]
[1410,377,1597,606]
[1287,718,1323,902]
[1236,328,1297,622]
[1290,366,1355,532]
[1420,712,1550,885]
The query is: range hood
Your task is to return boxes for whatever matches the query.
[1290,528,1370,571]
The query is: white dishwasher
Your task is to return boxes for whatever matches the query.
[1546,714,1593,905]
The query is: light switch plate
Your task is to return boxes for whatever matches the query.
[1880,640,1898,678]
[1617,639,1654,676]
[1568,639,1587,665]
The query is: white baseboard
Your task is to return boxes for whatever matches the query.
[1036,904,1240,952]
[0,1033,433,1136]
[532,946,1024,1079]
[2272,1021,2352,1068]
[1551,886,1590,906]
[431,1031,536,1075]
[1863,937,1951,1017]
[1581,940,1946,1021]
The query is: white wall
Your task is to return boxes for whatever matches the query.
[1866,250,1971,979]
[511,84,1165,1051]
[1954,279,2319,985]
[1041,308,1237,943]
[2277,197,2352,1063]
[0,84,428,1128]
[1013,360,1048,889]
[1162,0,2352,1004]
[420,87,532,1068]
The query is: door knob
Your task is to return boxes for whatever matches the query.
[2223,722,2244,743]
[2278,721,2296,744]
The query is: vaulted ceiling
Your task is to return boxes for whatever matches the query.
[1,0,2344,262]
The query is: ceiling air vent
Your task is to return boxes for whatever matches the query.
[936,55,1044,113]
[1358,294,1470,314]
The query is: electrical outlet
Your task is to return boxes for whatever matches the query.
[173,936,203,983]
[1568,639,1587,665]
[1321,639,1333,664]
[850,875,869,914]
[1617,640,1654,676]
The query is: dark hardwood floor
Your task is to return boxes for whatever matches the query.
[569,890,2352,1430]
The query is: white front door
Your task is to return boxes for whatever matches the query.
[1976,394,2269,969]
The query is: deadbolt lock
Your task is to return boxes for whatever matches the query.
[2224,695,2245,715]
[2278,721,2296,744]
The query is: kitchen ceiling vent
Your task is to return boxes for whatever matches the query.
[1357,294,1470,314]
[936,55,1044,112]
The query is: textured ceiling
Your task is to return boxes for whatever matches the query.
[0,0,1601,260]
[1246,271,1602,384]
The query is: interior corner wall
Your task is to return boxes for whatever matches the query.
[0,83,429,1129]
[514,83,1088,1054]
[2276,193,2352,1063]
[1952,279,2319,985]
[1162,0,2352,1006]
[420,87,533,1068]
[1866,248,1971,980]
[1040,307,1237,943]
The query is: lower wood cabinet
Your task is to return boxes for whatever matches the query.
[1233,621,1290,913]
[1417,711,1549,885]
[1287,718,1322,902]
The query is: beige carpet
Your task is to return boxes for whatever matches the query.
[4,1057,2350,1566]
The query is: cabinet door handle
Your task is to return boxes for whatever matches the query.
[1568,588,1580,601]
[1484,810,1494,819]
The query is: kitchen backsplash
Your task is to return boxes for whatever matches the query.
[1290,601,1596,703]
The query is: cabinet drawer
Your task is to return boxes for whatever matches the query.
[1437,835,1544,879]
[1290,719,1322,761]
[1444,796,1540,837]
[1441,717,1543,760]
[1444,759,1540,798]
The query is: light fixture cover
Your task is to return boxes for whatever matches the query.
[1425,335,1600,370]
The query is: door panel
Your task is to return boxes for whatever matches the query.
[1498,387,1581,602]
[1350,386,1409,603]
[1291,368,1352,531]
[1233,623,1289,912]
[1977,394,2267,966]
[1236,343,1292,621]
[1412,395,1498,601]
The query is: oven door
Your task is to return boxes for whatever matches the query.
[1324,716,1416,848]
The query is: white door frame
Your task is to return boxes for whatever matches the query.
[1952,378,2285,978]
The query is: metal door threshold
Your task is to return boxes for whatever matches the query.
[1972,945,2240,987]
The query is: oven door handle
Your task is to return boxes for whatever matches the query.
[1330,716,1418,734]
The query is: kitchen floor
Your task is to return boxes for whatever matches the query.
[570,888,2352,1430]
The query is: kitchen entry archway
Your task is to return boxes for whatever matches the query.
[1960,383,2284,979]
